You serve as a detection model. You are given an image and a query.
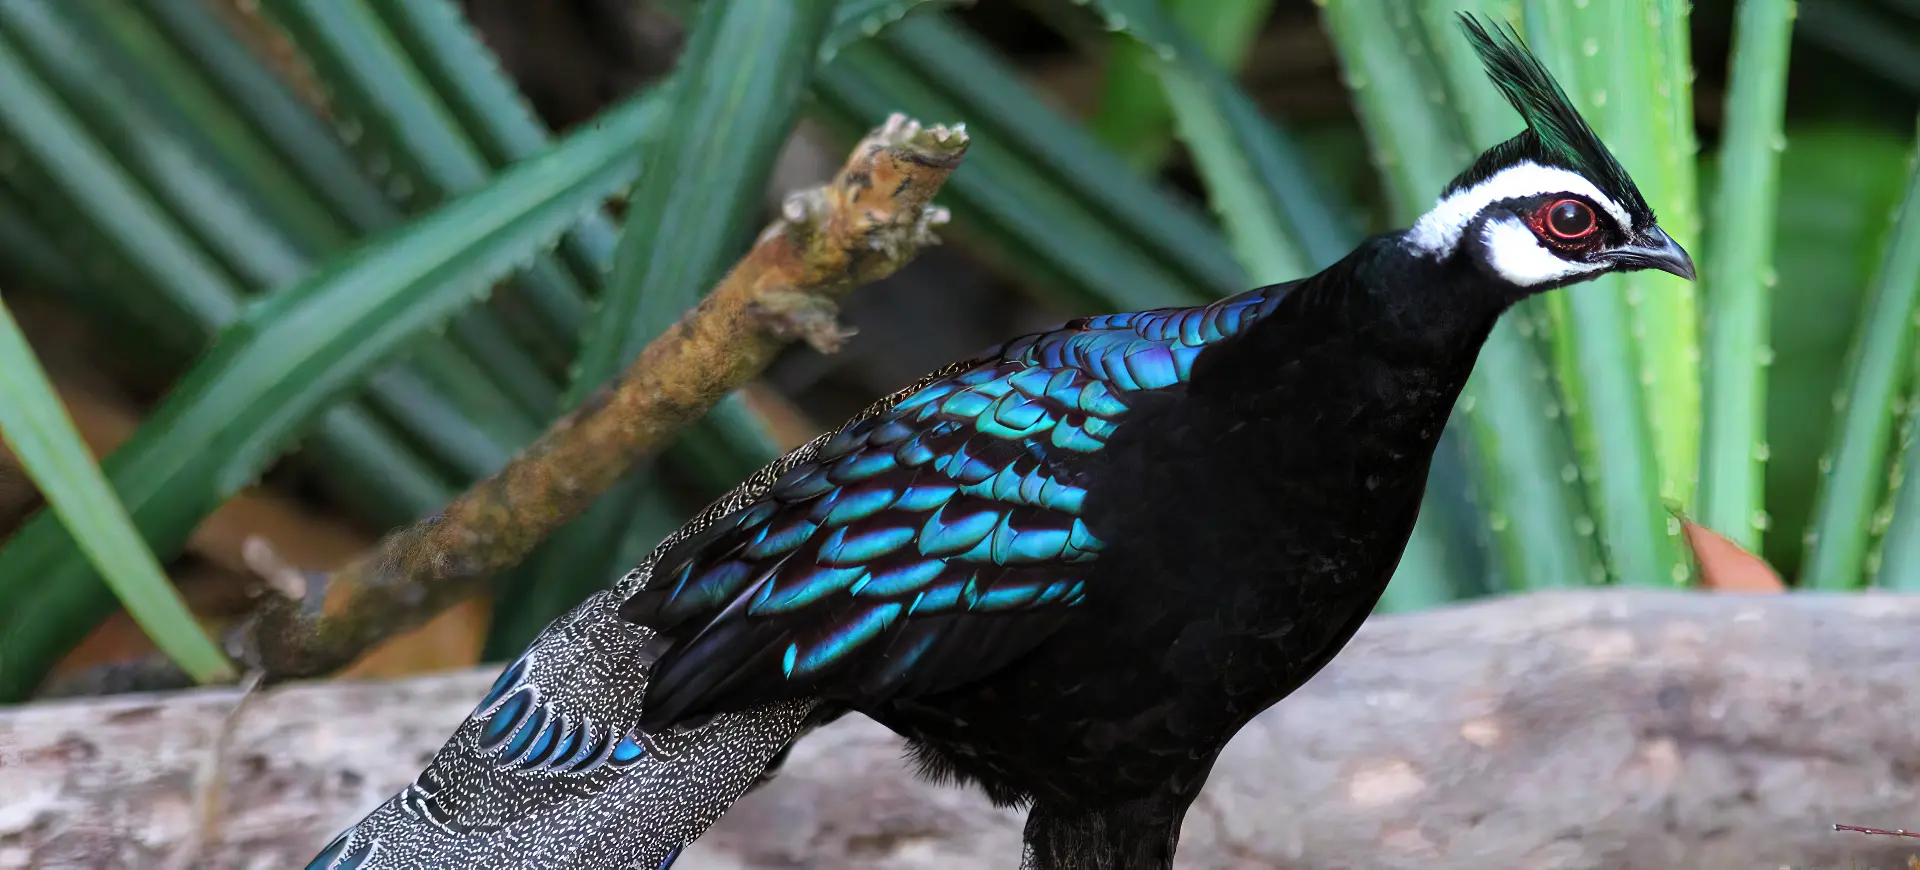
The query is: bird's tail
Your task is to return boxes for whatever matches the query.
[304,588,813,870]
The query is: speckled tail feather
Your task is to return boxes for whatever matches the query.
[302,427,858,869]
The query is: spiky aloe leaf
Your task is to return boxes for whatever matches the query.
[1805,128,1920,591]
[1697,0,1797,551]
[0,93,661,700]
[0,295,233,685]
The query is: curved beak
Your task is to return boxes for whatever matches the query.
[1600,225,1696,281]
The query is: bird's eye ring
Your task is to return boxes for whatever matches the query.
[1542,199,1597,240]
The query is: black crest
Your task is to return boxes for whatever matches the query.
[1446,14,1656,227]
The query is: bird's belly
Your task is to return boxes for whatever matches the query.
[870,437,1433,805]
[873,557,1394,805]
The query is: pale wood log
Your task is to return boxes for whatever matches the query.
[3,589,1917,869]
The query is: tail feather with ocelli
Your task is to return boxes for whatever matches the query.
[301,426,866,870]
[303,587,813,870]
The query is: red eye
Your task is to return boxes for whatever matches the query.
[1543,199,1597,239]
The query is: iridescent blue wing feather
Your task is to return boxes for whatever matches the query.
[624,285,1288,729]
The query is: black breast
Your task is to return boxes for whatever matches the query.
[873,270,1492,804]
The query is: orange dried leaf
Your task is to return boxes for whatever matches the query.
[1682,519,1785,593]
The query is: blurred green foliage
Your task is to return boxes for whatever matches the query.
[0,0,1917,700]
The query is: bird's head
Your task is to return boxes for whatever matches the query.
[1404,16,1695,296]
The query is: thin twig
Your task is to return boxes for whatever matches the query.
[166,669,263,870]
[1835,824,1920,838]
[221,114,968,682]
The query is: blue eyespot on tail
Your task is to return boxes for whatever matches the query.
[477,682,653,774]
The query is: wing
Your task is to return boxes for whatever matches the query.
[622,286,1289,730]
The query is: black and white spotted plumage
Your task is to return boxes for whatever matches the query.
[305,443,835,870]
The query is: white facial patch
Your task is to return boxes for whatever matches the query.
[1403,161,1631,257]
[1480,217,1604,286]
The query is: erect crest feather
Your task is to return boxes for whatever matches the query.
[1448,14,1655,227]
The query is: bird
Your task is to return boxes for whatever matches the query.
[306,15,1694,870]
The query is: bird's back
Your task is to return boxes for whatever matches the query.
[621,284,1295,730]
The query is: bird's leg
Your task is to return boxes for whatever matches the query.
[1017,796,1189,870]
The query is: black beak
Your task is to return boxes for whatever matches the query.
[1600,225,1696,281]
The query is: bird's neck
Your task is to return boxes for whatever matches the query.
[1123,232,1513,643]
[1194,232,1509,426]
[1306,232,1514,349]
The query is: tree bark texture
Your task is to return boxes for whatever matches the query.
[3,589,1917,870]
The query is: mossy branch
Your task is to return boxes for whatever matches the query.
[45,114,967,695]
[240,114,967,680]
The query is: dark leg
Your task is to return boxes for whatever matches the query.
[1018,796,1190,870]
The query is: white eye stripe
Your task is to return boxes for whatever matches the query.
[1481,217,1603,286]
[1403,161,1632,257]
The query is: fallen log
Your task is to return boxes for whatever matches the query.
[2,589,1917,870]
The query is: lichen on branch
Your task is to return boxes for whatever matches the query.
[230,113,969,682]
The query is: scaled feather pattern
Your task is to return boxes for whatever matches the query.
[625,285,1287,728]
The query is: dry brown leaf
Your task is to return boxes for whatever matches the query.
[1682,519,1785,593]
